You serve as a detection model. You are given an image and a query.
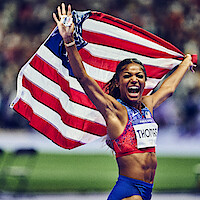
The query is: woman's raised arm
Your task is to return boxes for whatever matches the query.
[53,3,118,118]
[53,4,88,82]
[145,54,193,110]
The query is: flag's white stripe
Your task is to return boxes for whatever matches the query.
[83,61,113,82]
[68,76,85,93]
[20,87,100,143]
[146,78,161,89]
[83,19,183,57]
[23,65,106,126]
[84,43,182,69]
[10,54,37,108]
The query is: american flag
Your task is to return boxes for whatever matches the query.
[10,10,197,149]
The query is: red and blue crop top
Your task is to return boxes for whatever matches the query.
[106,99,158,158]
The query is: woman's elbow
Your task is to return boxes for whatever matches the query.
[161,85,175,98]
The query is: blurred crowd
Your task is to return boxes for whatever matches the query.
[0,0,199,135]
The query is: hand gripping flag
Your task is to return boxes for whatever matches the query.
[10,10,197,149]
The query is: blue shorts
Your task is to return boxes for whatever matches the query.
[107,175,153,200]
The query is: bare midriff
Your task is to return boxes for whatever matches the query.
[116,152,157,184]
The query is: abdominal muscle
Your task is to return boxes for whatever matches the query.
[116,152,157,184]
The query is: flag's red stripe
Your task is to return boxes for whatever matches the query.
[22,76,107,136]
[90,12,184,55]
[82,30,178,59]
[80,48,170,79]
[30,54,97,109]
[142,88,152,96]
[70,88,97,109]
[145,66,170,79]
[79,48,118,72]
[13,99,84,149]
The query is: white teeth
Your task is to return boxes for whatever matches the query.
[129,86,139,89]
[128,86,140,94]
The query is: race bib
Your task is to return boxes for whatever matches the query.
[134,121,158,149]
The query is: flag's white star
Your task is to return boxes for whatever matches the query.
[64,52,68,57]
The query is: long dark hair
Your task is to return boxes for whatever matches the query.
[105,58,147,99]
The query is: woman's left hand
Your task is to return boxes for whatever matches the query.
[183,54,195,72]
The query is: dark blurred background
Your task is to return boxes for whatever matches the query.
[0,0,199,137]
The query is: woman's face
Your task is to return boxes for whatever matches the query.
[117,63,146,105]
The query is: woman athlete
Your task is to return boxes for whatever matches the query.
[53,3,194,200]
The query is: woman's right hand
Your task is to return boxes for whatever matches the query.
[53,3,75,43]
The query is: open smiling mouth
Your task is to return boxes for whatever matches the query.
[128,86,140,94]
